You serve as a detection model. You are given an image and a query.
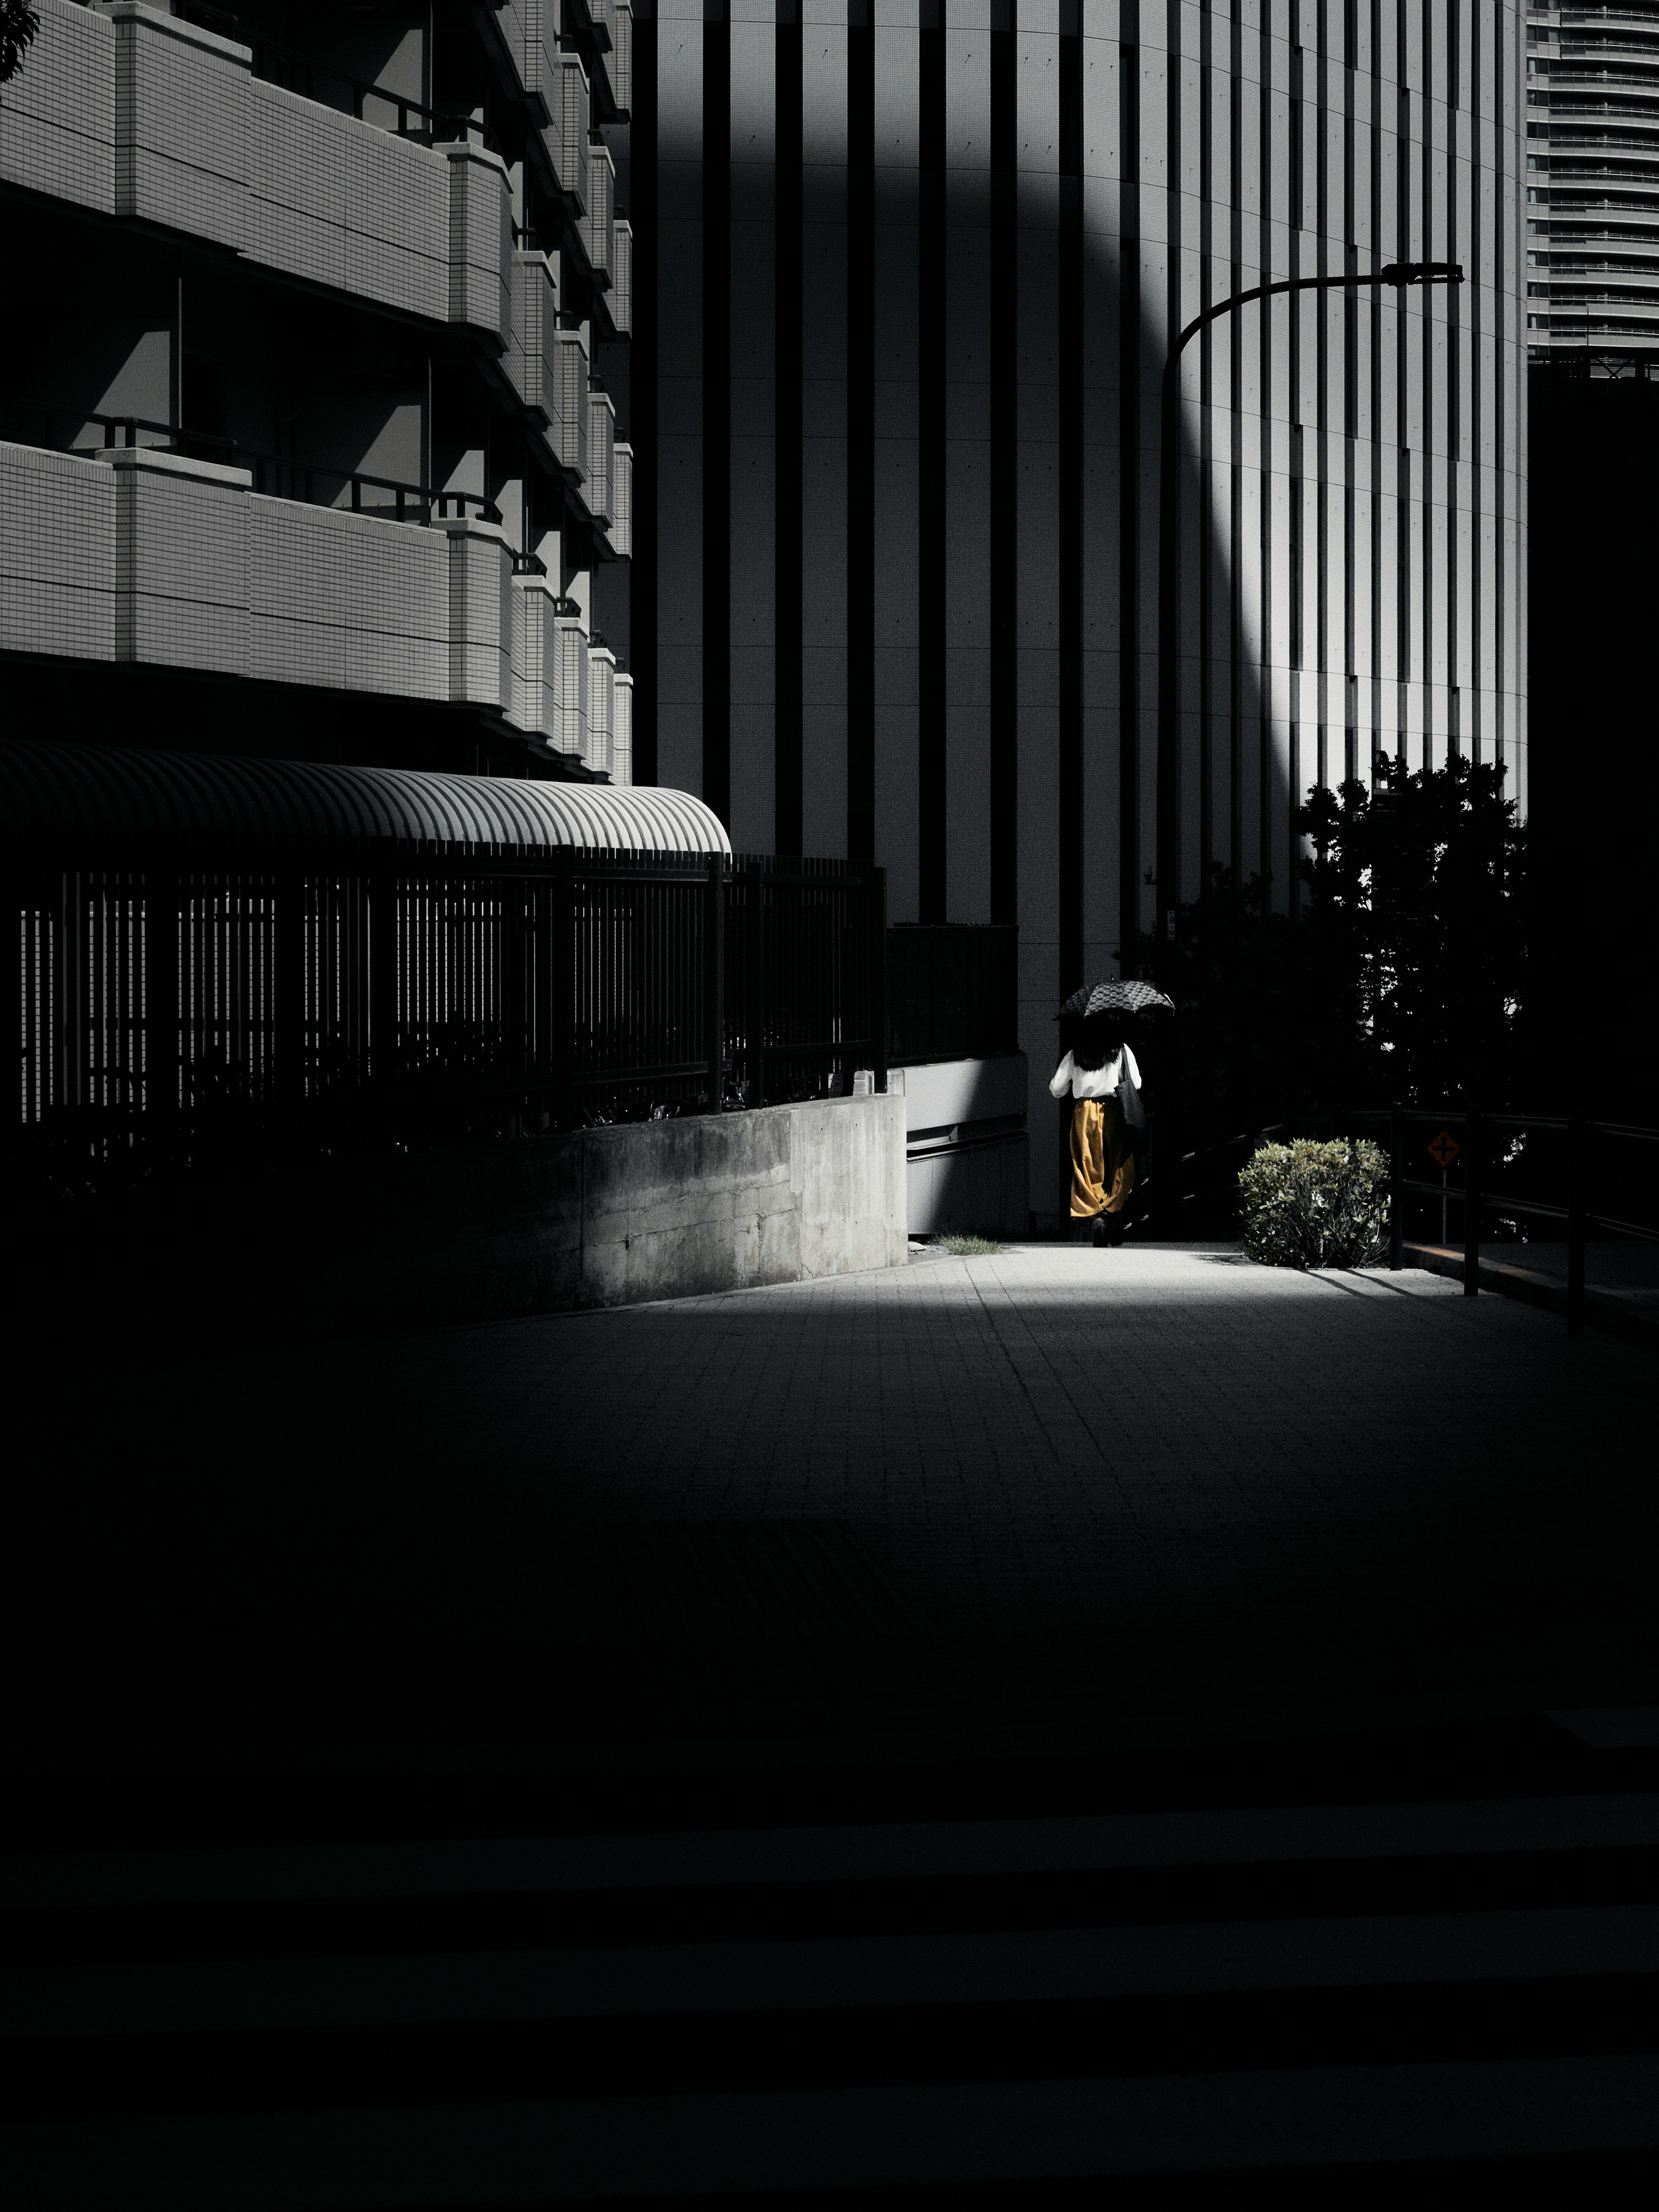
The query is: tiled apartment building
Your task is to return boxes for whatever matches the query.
[631,1,1528,1220]
[1526,0,1659,368]
[1,0,634,781]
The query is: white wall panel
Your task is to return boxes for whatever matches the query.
[729,19,777,856]
[872,20,922,924]
[801,18,849,857]
[655,3,706,798]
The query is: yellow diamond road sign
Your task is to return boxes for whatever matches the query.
[1427,1129,1461,1168]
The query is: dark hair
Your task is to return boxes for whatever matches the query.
[1069,1012,1122,1072]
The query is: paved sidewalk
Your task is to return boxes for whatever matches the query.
[8,1245,1656,1773]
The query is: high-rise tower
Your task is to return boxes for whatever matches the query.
[1526,0,1659,368]
[630,1,1528,1220]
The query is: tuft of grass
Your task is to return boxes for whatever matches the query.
[938,1234,1004,1257]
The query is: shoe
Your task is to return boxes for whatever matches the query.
[1090,1217,1108,1248]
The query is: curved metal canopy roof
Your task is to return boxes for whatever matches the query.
[0,738,731,858]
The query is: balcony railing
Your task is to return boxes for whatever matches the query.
[174,6,504,157]
[251,38,502,156]
[0,400,500,529]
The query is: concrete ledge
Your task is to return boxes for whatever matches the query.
[105,0,251,66]
[99,446,253,490]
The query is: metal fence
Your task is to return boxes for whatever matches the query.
[1157,1106,1659,1338]
[1357,1105,1659,1338]
[9,843,886,1196]
[726,858,887,1111]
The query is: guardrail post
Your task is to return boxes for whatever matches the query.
[1389,1101,1404,1271]
[1464,1106,1481,1297]
[1567,1113,1586,1339]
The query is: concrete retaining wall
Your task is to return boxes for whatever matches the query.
[32,1094,908,1342]
[363,1090,906,1323]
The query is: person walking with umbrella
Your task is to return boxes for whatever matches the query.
[1050,981,1173,1246]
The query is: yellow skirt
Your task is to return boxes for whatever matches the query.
[1069,1096,1136,1220]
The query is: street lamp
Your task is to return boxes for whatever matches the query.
[1154,260,1465,943]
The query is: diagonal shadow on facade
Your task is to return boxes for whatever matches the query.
[631,6,1525,1223]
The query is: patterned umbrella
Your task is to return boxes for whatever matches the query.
[1056,979,1176,1020]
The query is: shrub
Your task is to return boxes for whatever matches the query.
[1238,1138,1390,1269]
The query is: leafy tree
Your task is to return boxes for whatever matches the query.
[0,3,38,88]
[1125,863,1357,1145]
[1297,751,1527,1106]
[1133,752,1528,1141]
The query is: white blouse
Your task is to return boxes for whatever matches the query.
[1049,1044,1143,1102]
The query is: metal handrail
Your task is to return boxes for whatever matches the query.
[245,32,503,157]
[1589,1211,1659,1245]
[169,3,505,153]
[173,1,241,34]
[1,401,500,528]
[1335,1103,1659,1146]
[1364,1103,1659,1336]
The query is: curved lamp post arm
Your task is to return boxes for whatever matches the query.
[1169,261,1464,363]
[1154,260,1464,944]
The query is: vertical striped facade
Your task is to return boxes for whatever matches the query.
[630,0,1526,1220]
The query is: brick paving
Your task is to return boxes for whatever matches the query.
[9,1246,1657,1769]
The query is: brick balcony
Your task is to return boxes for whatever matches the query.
[0,3,512,340]
[510,253,599,495]
[490,1,623,164]
[0,441,606,765]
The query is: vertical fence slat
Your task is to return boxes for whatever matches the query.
[553,850,575,1123]
[706,856,725,1107]
[277,868,305,1126]
[369,858,397,1100]
[146,872,178,1135]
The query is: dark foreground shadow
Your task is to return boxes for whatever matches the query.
[7,1266,1657,1813]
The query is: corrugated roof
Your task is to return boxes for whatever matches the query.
[0,739,731,857]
